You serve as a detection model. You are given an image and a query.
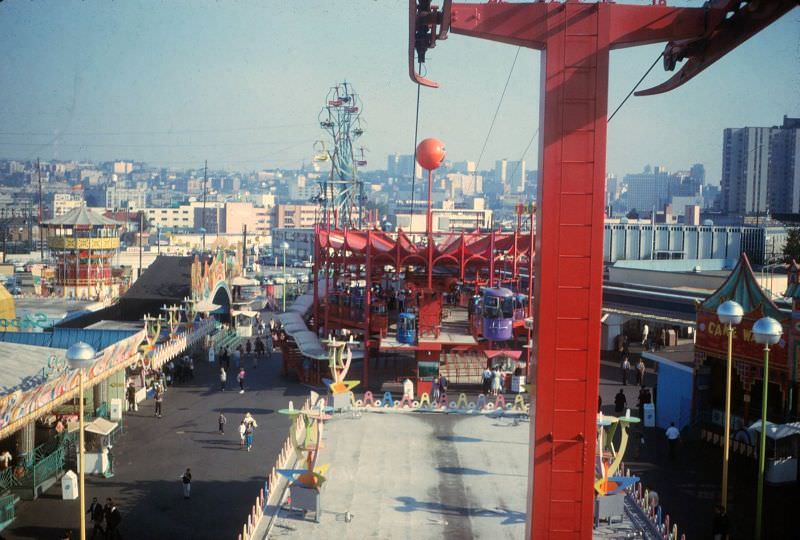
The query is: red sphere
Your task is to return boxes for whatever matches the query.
[416,138,446,170]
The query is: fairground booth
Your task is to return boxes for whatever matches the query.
[694,254,799,484]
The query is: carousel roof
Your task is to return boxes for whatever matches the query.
[44,206,121,227]
[699,253,785,320]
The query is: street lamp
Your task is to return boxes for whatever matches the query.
[716,300,743,510]
[751,316,782,540]
[66,341,98,540]
[281,241,290,312]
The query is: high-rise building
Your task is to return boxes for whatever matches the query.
[387,153,400,176]
[396,155,421,178]
[506,160,526,193]
[721,117,799,217]
[767,116,800,214]
[721,126,771,216]
[495,159,508,186]
[623,166,672,214]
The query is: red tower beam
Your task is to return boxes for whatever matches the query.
[408,1,797,538]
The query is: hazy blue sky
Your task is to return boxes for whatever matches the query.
[0,1,797,182]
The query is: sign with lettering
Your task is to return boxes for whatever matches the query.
[696,310,789,373]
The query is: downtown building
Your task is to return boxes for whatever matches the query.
[721,116,800,217]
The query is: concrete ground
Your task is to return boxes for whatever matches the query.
[271,412,528,540]
[4,350,305,540]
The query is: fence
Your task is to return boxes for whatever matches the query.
[439,351,485,385]
[236,396,312,540]
[620,462,686,540]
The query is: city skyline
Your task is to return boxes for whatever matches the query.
[0,1,797,181]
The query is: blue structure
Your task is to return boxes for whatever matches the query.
[648,354,694,430]
[397,312,417,345]
[482,287,514,341]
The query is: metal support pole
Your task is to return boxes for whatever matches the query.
[138,212,143,279]
[38,159,44,261]
[721,324,734,509]
[78,370,86,540]
[282,248,287,312]
[755,343,770,540]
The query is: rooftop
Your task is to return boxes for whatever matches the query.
[44,205,121,227]
[0,341,66,396]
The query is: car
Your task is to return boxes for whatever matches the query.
[303,261,313,268]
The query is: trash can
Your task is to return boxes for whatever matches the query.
[62,470,78,500]
[643,403,655,427]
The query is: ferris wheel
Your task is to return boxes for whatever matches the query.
[316,82,367,228]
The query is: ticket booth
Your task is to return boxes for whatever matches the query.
[416,342,441,397]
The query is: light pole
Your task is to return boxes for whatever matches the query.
[66,341,98,540]
[281,241,289,312]
[716,300,743,510]
[752,316,782,540]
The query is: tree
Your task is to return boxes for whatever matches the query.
[783,227,800,263]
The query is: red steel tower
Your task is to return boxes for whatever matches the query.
[408,0,797,537]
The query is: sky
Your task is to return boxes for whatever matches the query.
[0,0,797,183]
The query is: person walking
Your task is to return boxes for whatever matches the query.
[431,377,441,403]
[237,367,246,393]
[245,423,254,452]
[208,345,216,364]
[87,497,105,540]
[154,385,163,418]
[219,367,227,391]
[621,355,631,385]
[641,323,649,348]
[126,382,137,412]
[439,373,448,396]
[181,468,192,499]
[636,358,646,386]
[245,339,252,360]
[222,346,231,370]
[614,388,627,414]
[104,498,121,539]
[238,421,246,448]
[665,422,680,460]
[218,412,227,435]
[482,366,492,395]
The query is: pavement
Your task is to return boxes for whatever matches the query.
[4,349,306,540]
[271,412,528,540]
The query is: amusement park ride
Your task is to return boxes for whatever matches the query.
[298,1,796,537]
[313,82,369,229]
[400,0,797,538]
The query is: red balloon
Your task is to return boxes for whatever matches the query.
[416,138,446,170]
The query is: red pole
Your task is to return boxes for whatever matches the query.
[364,230,372,387]
[489,228,495,289]
[427,168,434,290]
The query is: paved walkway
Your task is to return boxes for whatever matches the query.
[4,350,305,540]
[271,412,528,540]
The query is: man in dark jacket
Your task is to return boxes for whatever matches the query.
[87,497,104,539]
[104,498,121,539]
